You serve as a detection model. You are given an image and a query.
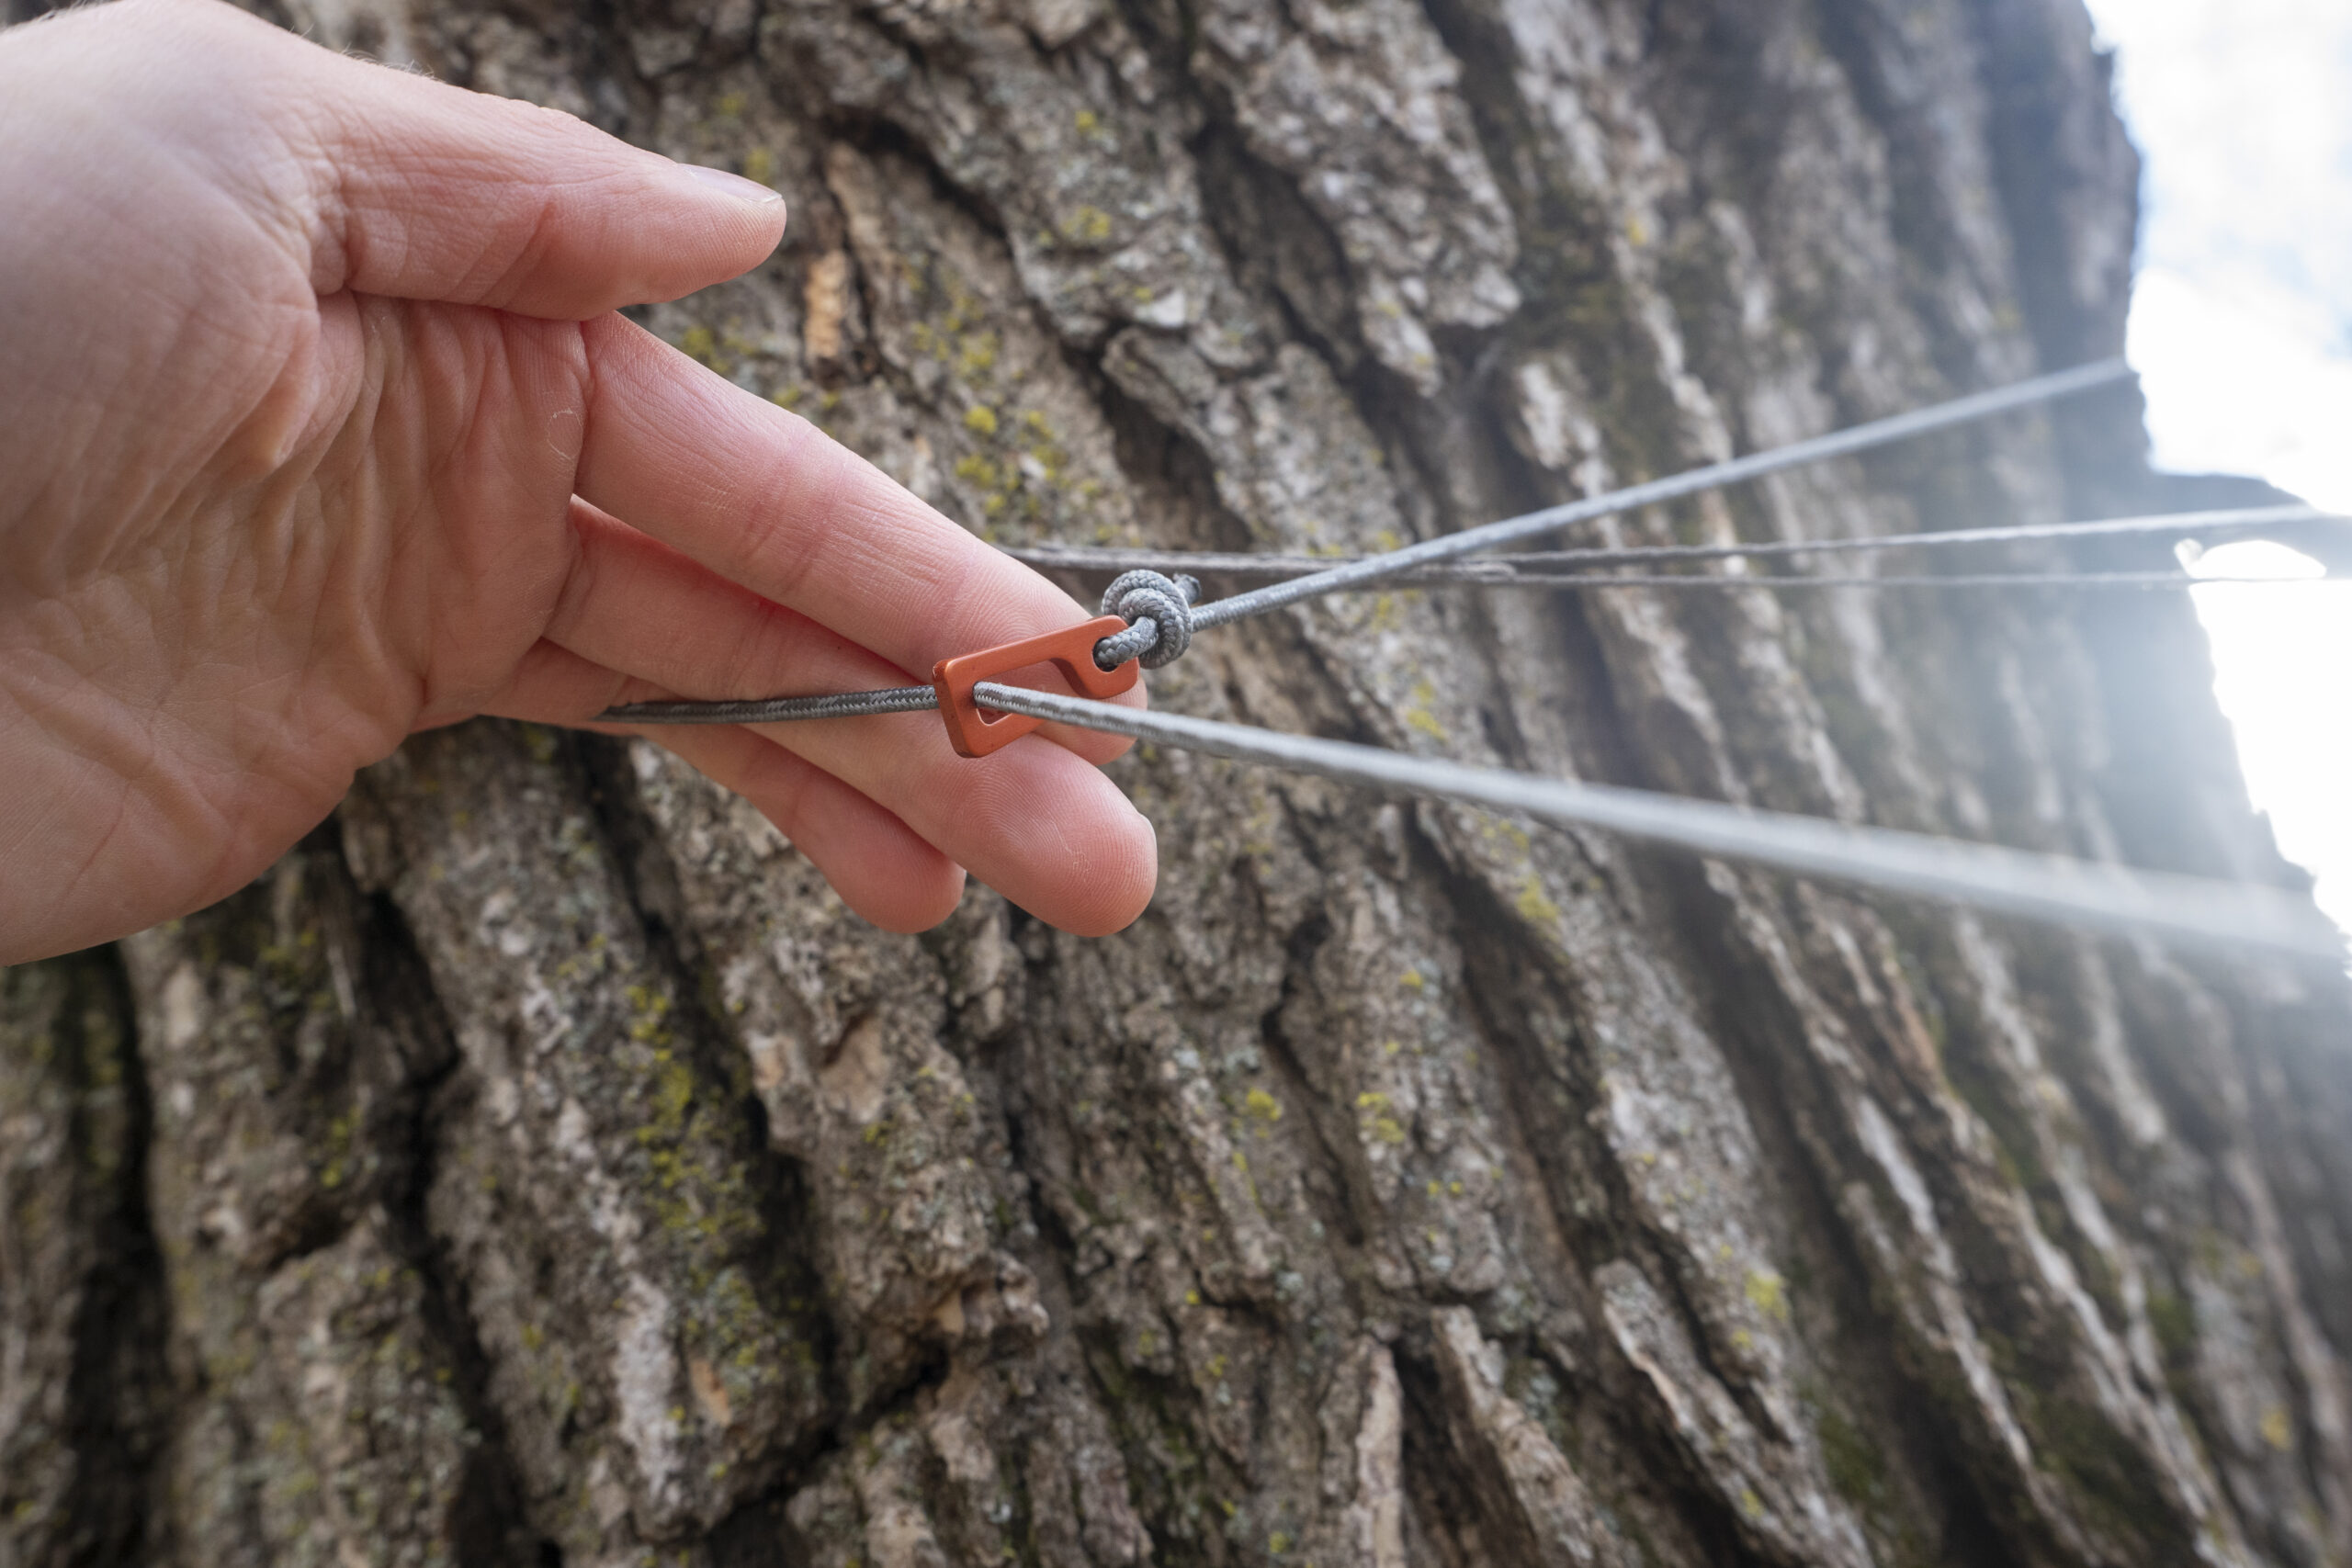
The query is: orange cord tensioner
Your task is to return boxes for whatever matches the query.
[930,615,1139,758]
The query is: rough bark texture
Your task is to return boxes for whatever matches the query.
[5,0,2350,1563]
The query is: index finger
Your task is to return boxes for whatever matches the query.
[43,0,790,319]
[572,313,1142,703]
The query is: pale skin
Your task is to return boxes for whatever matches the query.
[0,0,1160,965]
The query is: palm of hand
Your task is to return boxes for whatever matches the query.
[0,0,1156,962]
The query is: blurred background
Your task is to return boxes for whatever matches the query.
[2086,0,2352,937]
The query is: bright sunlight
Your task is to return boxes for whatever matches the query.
[2085,0,2352,936]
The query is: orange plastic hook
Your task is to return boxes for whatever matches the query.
[932,615,1139,758]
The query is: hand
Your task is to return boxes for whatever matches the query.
[0,0,1158,964]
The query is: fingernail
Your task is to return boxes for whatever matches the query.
[683,164,784,204]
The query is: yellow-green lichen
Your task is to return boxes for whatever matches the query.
[1515,875,1563,926]
[1058,205,1114,245]
[679,324,723,371]
[1745,1269,1789,1323]
[2260,1405,2294,1451]
[318,1109,356,1191]
[625,985,673,1046]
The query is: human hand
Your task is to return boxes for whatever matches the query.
[0,0,1157,964]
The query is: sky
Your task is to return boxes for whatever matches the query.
[2080,0,2352,936]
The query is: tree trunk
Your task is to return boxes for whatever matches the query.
[6,0,2350,1562]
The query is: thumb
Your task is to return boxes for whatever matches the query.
[188,0,786,318]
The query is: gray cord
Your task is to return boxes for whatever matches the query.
[592,370,2329,730]
[604,685,939,725]
[969,682,2345,964]
[585,356,2349,959]
[1091,570,1201,668]
[594,556,2335,725]
[604,360,2150,727]
[587,674,2346,960]
[1071,570,2342,592]
[1004,503,2345,584]
[1186,358,2134,630]
[1554,572,2339,590]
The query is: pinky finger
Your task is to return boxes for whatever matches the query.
[480,640,967,931]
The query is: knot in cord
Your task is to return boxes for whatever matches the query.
[1094,570,1201,670]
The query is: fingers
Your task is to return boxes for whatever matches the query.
[531,506,1158,935]
[481,641,966,932]
[313,83,786,316]
[123,0,787,316]
[543,500,1133,767]
[571,316,1152,721]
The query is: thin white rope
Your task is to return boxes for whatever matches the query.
[971,682,2344,964]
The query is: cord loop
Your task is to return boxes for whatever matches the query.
[1094,570,1201,670]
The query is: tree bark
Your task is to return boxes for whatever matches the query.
[5,0,2350,1563]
